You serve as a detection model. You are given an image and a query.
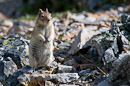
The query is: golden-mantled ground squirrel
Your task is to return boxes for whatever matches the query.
[29,8,54,68]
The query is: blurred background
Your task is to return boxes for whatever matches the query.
[0,1,130,86]
[0,0,129,18]
[0,0,130,38]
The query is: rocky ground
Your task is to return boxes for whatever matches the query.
[0,5,130,86]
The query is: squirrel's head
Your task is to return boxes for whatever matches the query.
[36,8,52,26]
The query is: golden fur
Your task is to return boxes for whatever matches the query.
[29,8,54,68]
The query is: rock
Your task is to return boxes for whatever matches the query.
[50,61,58,68]
[98,81,110,86]
[86,16,96,22]
[71,13,98,25]
[5,70,23,86]
[104,48,117,64]
[93,75,107,85]
[71,14,85,22]
[90,32,111,57]
[6,65,53,86]
[0,57,17,82]
[64,59,76,66]
[121,35,129,45]
[1,20,13,27]
[90,31,120,64]
[98,27,110,33]
[20,65,32,72]
[61,19,70,25]
[0,26,10,34]
[78,68,91,76]
[58,41,71,49]
[58,65,74,73]
[0,20,13,35]
[0,35,29,68]
[17,72,45,86]
[88,47,100,62]
[69,29,98,55]
[56,56,65,63]
[45,73,79,84]
[118,7,124,12]
[61,28,80,41]
[107,53,130,85]
[70,23,85,29]
[79,70,99,81]
[86,26,98,31]
[8,21,33,35]
[45,81,56,86]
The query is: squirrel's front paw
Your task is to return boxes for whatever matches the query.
[39,34,46,42]
[39,37,45,42]
[47,37,52,42]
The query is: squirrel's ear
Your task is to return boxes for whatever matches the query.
[39,8,43,14]
[46,8,49,13]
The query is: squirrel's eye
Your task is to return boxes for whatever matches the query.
[41,15,44,19]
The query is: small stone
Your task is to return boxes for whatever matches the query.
[86,16,96,22]
[45,81,56,86]
[104,48,117,64]
[64,59,76,66]
[50,61,58,68]
[98,81,110,86]
[70,23,85,29]
[71,14,85,22]
[58,65,74,73]
[118,7,124,12]
[121,35,129,45]
[58,41,71,49]
[80,70,99,81]
[8,21,33,35]
[20,65,32,72]
[61,28,80,41]
[0,57,17,81]
[56,56,65,63]
[45,73,79,83]
[99,27,110,32]
[0,26,11,34]
[2,20,13,27]
[78,68,91,76]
